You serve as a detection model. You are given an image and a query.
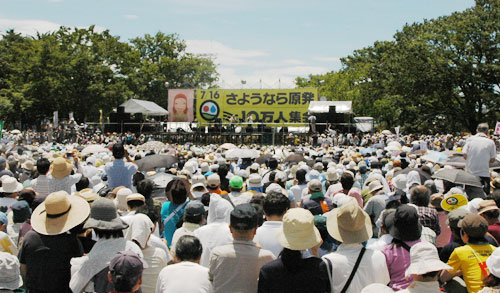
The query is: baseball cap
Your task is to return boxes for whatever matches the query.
[126,193,145,203]
[109,251,147,280]
[191,174,206,186]
[229,176,244,189]
[12,200,31,224]
[207,174,220,188]
[230,203,258,230]
[308,179,322,192]
[458,213,488,238]
[184,201,206,217]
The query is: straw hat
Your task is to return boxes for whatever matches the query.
[31,191,90,235]
[405,241,452,277]
[326,201,372,244]
[0,177,23,193]
[277,208,322,250]
[50,157,73,179]
[368,180,384,194]
[75,188,99,204]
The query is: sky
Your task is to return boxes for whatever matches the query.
[0,0,475,89]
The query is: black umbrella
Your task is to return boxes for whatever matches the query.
[394,167,432,183]
[432,168,482,188]
[285,154,305,164]
[256,154,273,165]
[443,156,500,170]
[135,155,178,171]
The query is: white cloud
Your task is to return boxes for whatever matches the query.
[313,56,341,62]
[0,18,61,36]
[186,39,330,89]
[123,14,138,20]
[283,59,305,65]
[185,40,268,66]
[0,18,107,37]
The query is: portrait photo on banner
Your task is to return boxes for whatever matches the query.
[168,89,194,122]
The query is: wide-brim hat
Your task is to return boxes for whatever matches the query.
[277,208,322,250]
[405,242,452,277]
[31,191,90,235]
[368,179,384,194]
[387,205,422,241]
[326,201,373,244]
[84,197,128,230]
[50,157,74,179]
[0,177,23,193]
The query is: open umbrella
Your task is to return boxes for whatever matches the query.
[10,130,21,134]
[220,143,237,150]
[381,130,392,135]
[443,156,500,170]
[432,168,482,188]
[285,154,305,164]
[135,154,178,171]
[422,151,449,164]
[394,167,432,183]
[81,144,109,156]
[256,154,273,165]
[225,148,260,159]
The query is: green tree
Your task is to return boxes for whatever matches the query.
[128,32,218,108]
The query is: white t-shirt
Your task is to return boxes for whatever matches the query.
[254,221,283,257]
[463,133,496,177]
[155,261,212,293]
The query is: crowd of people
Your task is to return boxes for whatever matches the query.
[0,122,499,292]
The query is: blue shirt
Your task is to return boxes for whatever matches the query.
[161,201,189,248]
[104,159,137,189]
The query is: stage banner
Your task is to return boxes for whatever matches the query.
[168,89,194,122]
[196,88,318,126]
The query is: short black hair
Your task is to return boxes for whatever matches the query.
[482,209,500,220]
[268,158,278,169]
[75,177,89,191]
[127,200,145,210]
[111,271,140,292]
[295,169,307,182]
[421,270,440,279]
[94,229,124,239]
[112,143,125,159]
[340,172,354,190]
[36,158,50,175]
[218,164,230,177]
[137,179,154,200]
[410,185,431,207]
[137,204,160,224]
[263,191,289,217]
[175,235,203,261]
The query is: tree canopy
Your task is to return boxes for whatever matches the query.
[297,0,500,133]
[0,27,218,126]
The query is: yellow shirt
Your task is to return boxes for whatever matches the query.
[0,231,17,255]
[447,243,496,293]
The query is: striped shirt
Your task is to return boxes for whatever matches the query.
[30,174,51,197]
